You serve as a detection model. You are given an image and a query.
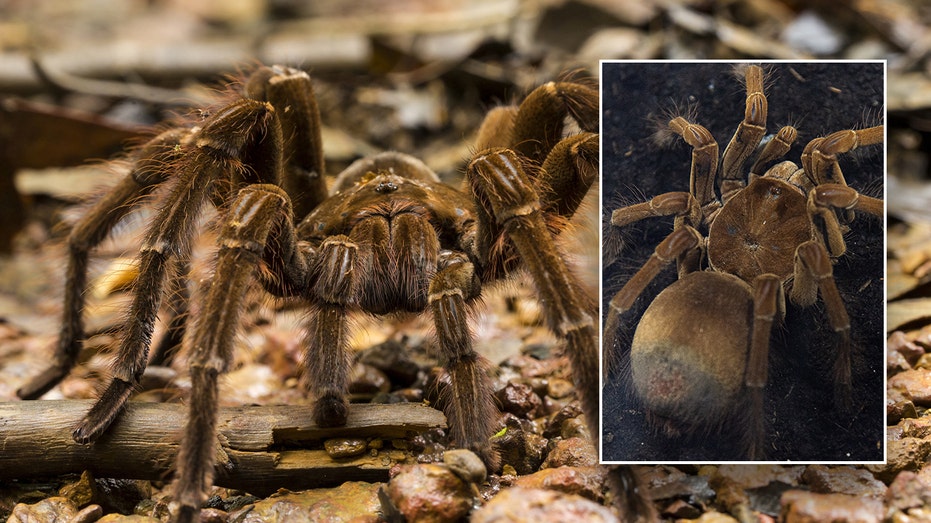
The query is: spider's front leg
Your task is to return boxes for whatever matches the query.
[173,184,304,522]
[17,129,189,400]
[428,252,498,466]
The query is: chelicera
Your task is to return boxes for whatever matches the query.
[603,63,884,460]
[15,65,633,520]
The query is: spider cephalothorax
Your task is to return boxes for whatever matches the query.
[603,62,884,461]
[16,65,632,521]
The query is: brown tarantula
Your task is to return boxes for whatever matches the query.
[16,65,643,520]
[602,62,884,462]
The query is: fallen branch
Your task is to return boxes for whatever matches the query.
[0,400,446,495]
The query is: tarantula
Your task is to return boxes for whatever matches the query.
[602,62,884,461]
[16,65,634,520]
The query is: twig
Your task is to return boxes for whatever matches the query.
[0,400,446,495]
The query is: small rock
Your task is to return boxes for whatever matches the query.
[348,362,390,395]
[886,470,931,514]
[514,466,606,502]
[889,350,913,375]
[543,403,583,439]
[472,487,617,523]
[94,478,152,516]
[324,438,368,458]
[8,497,78,523]
[97,514,161,522]
[916,354,931,371]
[802,465,887,497]
[59,470,97,507]
[714,465,805,489]
[888,399,918,424]
[496,381,543,418]
[546,378,574,400]
[890,331,925,365]
[899,417,931,439]
[71,505,103,523]
[868,438,931,482]
[889,370,931,406]
[491,415,548,475]
[780,490,882,523]
[231,482,382,523]
[687,510,740,523]
[662,498,702,519]
[541,437,597,468]
[358,339,421,386]
[384,464,472,523]
[444,449,487,485]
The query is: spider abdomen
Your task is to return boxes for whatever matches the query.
[630,271,752,433]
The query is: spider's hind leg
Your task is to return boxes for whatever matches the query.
[73,99,284,444]
[17,129,187,400]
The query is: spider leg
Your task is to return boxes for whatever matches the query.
[468,148,598,447]
[806,183,884,257]
[668,117,720,220]
[510,81,598,166]
[744,273,784,460]
[17,129,187,400]
[73,99,284,443]
[428,253,497,467]
[245,66,328,220]
[750,125,798,178]
[303,234,357,427]
[609,191,703,277]
[173,184,299,522]
[721,64,767,203]
[791,240,853,410]
[603,226,702,372]
[801,125,883,187]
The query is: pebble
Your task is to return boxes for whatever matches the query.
[443,448,487,485]
[886,470,931,515]
[358,339,421,386]
[384,464,472,523]
[713,465,805,489]
[324,438,368,458]
[491,415,548,475]
[8,497,77,523]
[59,470,96,507]
[867,438,931,482]
[545,378,574,400]
[472,487,617,523]
[890,331,926,365]
[889,399,919,424]
[802,465,887,497]
[514,466,606,502]
[348,362,390,395]
[230,481,381,523]
[496,381,543,418]
[889,370,931,406]
[541,437,597,468]
[780,490,883,523]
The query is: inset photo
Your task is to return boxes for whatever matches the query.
[601,61,885,463]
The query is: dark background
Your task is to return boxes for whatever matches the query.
[601,62,885,462]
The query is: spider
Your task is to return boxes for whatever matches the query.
[601,62,884,462]
[15,65,636,521]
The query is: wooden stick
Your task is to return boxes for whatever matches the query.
[0,400,446,495]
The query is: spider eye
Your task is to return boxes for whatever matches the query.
[376,181,399,193]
